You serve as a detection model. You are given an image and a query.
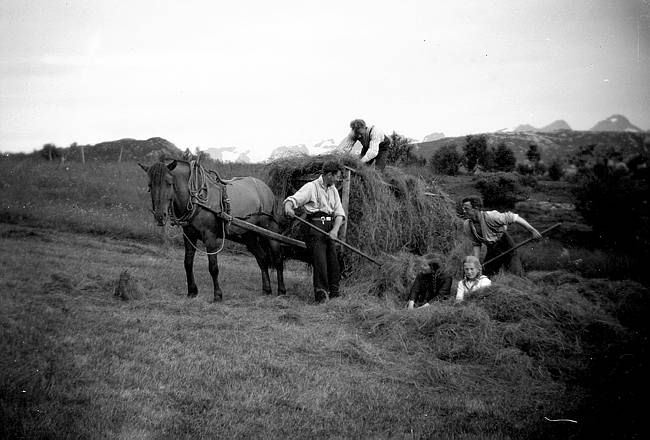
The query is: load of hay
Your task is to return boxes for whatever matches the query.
[267,153,461,288]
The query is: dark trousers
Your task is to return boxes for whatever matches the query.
[483,232,523,277]
[307,218,340,302]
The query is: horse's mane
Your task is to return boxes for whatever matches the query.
[148,162,169,186]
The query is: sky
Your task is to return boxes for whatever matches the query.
[1,0,649,160]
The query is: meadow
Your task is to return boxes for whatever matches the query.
[1,157,647,439]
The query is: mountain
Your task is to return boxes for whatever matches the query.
[513,124,537,132]
[267,144,310,160]
[205,147,252,163]
[267,139,338,161]
[422,132,445,142]
[310,138,338,155]
[501,120,572,133]
[590,114,642,132]
[539,120,572,132]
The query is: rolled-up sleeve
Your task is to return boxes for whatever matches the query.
[484,210,519,226]
[284,182,314,209]
[337,132,361,156]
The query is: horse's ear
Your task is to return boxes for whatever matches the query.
[167,160,178,171]
[138,163,149,173]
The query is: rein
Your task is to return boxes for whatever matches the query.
[169,161,230,227]
[167,160,231,255]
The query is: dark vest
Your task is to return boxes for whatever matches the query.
[359,126,391,158]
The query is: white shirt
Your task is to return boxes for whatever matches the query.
[337,125,387,163]
[284,176,346,218]
[455,275,491,302]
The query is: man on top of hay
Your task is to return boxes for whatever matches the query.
[460,196,542,277]
[283,161,346,303]
[406,253,453,309]
[337,119,391,171]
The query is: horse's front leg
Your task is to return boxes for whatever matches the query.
[203,230,223,302]
[183,227,199,298]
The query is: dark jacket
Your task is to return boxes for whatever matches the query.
[407,271,452,304]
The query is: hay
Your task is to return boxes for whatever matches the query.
[113,270,141,300]
[267,153,460,274]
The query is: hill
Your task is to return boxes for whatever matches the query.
[413,130,648,162]
[34,137,183,162]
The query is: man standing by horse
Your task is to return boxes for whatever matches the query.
[337,119,391,171]
[284,161,346,303]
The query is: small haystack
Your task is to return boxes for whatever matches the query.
[267,153,460,282]
[113,270,141,301]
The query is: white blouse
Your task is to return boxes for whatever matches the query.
[455,275,491,302]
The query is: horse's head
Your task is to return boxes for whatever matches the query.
[139,161,179,226]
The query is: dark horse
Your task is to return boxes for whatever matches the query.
[139,160,285,301]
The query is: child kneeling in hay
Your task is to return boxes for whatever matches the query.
[455,256,491,303]
[406,253,453,309]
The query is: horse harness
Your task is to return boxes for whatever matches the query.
[169,160,231,228]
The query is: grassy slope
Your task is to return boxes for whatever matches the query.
[1,157,648,438]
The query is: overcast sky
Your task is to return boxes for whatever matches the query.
[1,0,649,160]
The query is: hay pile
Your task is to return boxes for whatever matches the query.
[267,153,460,273]
[113,270,141,300]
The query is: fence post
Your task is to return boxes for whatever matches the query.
[339,168,352,241]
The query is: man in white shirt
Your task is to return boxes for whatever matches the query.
[337,119,391,171]
[284,161,346,303]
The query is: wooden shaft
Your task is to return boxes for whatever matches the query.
[196,203,307,249]
[482,223,561,267]
[339,168,352,241]
[293,215,382,266]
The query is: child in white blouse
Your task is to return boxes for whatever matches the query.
[455,256,491,303]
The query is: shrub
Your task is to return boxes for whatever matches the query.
[474,172,530,209]
[40,143,61,161]
[526,144,541,164]
[516,161,535,175]
[573,157,649,255]
[429,145,462,175]
[386,132,423,166]
[463,135,490,172]
[547,158,564,181]
[492,143,516,172]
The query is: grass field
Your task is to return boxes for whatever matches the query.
[1,157,647,439]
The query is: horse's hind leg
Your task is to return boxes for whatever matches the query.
[266,238,286,296]
[183,227,199,298]
[245,234,272,295]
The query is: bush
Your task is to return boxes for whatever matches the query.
[516,161,535,175]
[463,135,490,172]
[386,132,423,166]
[573,157,649,255]
[474,172,530,209]
[429,145,462,175]
[40,143,61,161]
[492,143,516,172]
[547,158,564,181]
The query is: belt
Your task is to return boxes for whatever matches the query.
[309,215,333,222]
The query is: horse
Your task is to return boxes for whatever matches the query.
[139,159,286,301]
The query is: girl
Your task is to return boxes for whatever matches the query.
[455,256,491,303]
